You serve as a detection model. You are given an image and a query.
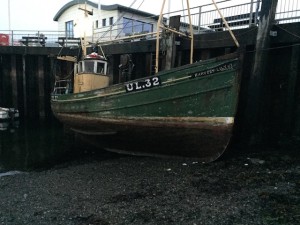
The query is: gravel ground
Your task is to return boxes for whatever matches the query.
[0,146,299,225]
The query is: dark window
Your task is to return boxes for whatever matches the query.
[143,23,153,32]
[84,61,95,73]
[123,17,133,34]
[65,21,74,38]
[102,18,106,27]
[133,20,143,33]
[95,20,99,28]
[109,17,114,26]
[97,62,105,74]
[123,17,153,35]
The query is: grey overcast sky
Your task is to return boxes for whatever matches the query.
[0,0,209,31]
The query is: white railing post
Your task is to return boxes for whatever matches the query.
[255,0,261,25]
[249,0,254,27]
[198,6,202,33]
[11,30,14,46]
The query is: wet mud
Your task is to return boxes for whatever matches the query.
[0,144,299,225]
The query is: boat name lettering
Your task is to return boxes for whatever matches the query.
[125,76,161,92]
[191,62,235,78]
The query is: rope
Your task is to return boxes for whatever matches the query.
[275,24,300,40]
[96,0,141,43]
[244,42,300,54]
[114,0,145,39]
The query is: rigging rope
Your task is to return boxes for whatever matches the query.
[114,0,145,39]
[96,0,142,43]
[275,24,300,40]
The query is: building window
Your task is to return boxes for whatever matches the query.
[123,17,153,35]
[95,20,99,28]
[65,20,74,37]
[123,18,132,34]
[102,18,106,27]
[143,23,153,32]
[109,17,114,26]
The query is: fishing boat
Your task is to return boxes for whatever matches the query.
[0,107,19,132]
[0,107,19,121]
[51,0,241,162]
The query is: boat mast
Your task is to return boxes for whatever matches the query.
[155,0,167,73]
[211,0,240,48]
[82,2,88,57]
[155,0,194,73]
[78,1,93,57]
[186,0,194,64]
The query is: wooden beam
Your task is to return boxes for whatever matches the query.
[244,0,278,146]
[283,45,300,134]
[164,15,181,70]
[22,55,27,117]
[155,0,167,73]
[38,56,45,119]
[57,56,77,62]
[10,55,18,108]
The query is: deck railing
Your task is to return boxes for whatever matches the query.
[176,0,300,33]
[0,30,73,47]
[1,0,300,47]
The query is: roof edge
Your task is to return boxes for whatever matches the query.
[53,1,157,21]
[53,0,98,21]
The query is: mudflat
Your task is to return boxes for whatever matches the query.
[0,147,299,225]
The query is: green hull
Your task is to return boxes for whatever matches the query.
[51,54,240,162]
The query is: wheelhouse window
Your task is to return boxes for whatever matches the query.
[84,61,95,73]
[65,21,74,37]
[78,60,107,74]
[96,62,105,74]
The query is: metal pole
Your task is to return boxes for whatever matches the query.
[11,30,14,46]
[8,0,11,31]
